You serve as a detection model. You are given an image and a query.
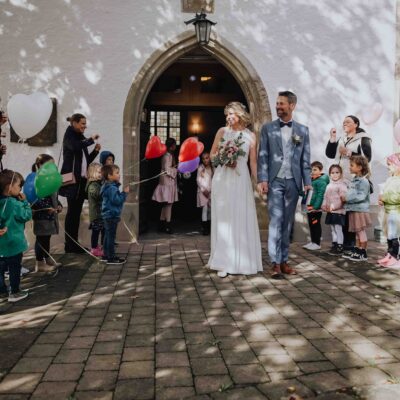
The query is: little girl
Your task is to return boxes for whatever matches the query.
[322,164,347,255]
[197,152,213,235]
[86,163,104,256]
[152,138,178,234]
[341,155,371,261]
[377,154,400,267]
[31,154,62,273]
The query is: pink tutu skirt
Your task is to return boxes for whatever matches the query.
[152,183,178,204]
[348,212,371,232]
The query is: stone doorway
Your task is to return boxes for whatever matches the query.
[122,31,271,240]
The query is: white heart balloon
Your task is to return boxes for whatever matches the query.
[7,92,52,140]
[361,102,383,125]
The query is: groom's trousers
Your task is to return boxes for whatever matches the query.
[268,178,299,264]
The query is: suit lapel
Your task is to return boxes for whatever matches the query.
[273,119,283,153]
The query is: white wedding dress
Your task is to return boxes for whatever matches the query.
[208,128,263,275]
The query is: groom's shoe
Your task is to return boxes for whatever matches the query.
[281,262,298,275]
[270,263,284,280]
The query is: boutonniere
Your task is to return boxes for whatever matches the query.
[292,134,302,146]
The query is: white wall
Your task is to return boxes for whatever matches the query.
[0,0,397,197]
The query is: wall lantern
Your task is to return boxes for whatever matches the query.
[184,11,216,46]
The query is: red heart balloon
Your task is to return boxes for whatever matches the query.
[179,137,204,162]
[145,136,167,159]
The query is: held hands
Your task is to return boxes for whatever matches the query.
[257,182,268,196]
[304,185,312,192]
[227,161,237,169]
[47,208,56,215]
[0,227,7,236]
[123,186,130,194]
[340,195,347,203]
[203,190,209,198]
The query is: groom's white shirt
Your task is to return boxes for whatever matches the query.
[277,120,293,179]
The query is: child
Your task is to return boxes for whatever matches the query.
[377,154,400,267]
[0,169,32,302]
[152,138,178,234]
[87,163,104,257]
[197,152,213,235]
[100,151,115,166]
[342,155,371,261]
[303,161,329,250]
[100,164,129,264]
[321,164,347,255]
[31,154,62,273]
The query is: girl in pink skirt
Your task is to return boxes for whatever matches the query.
[341,155,371,262]
[197,152,213,235]
[152,138,178,234]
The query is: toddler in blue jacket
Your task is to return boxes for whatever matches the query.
[100,164,129,264]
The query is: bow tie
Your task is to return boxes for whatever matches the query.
[279,121,293,128]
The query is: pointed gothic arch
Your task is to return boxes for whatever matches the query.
[122,31,271,239]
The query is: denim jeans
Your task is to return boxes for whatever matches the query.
[103,218,119,260]
[0,253,22,294]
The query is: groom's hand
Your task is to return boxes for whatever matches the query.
[257,182,268,195]
[304,185,312,192]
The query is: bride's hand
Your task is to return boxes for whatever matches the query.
[226,161,237,169]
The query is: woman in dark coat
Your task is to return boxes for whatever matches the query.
[59,113,101,253]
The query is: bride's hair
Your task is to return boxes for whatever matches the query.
[224,102,251,128]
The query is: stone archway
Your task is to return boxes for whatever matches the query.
[122,31,272,240]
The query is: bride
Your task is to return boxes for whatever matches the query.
[208,102,263,277]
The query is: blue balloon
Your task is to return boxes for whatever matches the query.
[24,172,38,204]
[178,157,200,174]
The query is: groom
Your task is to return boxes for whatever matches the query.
[257,91,311,279]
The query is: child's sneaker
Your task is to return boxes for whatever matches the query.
[342,247,355,259]
[91,247,101,257]
[100,256,108,263]
[388,259,400,268]
[350,248,368,262]
[8,290,29,303]
[327,242,337,254]
[383,255,398,267]
[307,243,321,251]
[21,267,30,276]
[107,257,126,265]
[377,253,392,266]
[329,244,343,256]
[302,242,313,249]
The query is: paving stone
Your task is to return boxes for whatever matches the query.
[85,354,121,370]
[0,373,42,394]
[258,354,299,372]
[54,348,90,363]
[43,362,84,381]
[298,371,350,392]
[257,378,314,400]
[77,371,117,391]
[31,382,76,398]
[340,366,390,385]
[74,391,113,400]
[194,375,233,395]
[25,344,61,358]
[119,361,154,379]
[191,357,227,375]
[156,367,193,387]
[221,348,258,365]
[11,358,53,373]
[91,341,124,355]
[63,336,96,349]
[298,361,335,373]
[35,332,69,344]
[359,383,400,400]
[211,387,267,400]
[155,386,195,399]
[156,352,190,367]
[114,378,154,400]
[228,364,270,384]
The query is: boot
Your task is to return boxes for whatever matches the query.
[390,238,400,259]
[165,222,173,234]
[201,221,208,235]
[45,257,62,268]
[35,260,56,273]
[158,220,166,233]
[388,238,394,254]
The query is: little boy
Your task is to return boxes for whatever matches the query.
[303,161,329,251]
[0,169,32,302]
[100,164,129,264]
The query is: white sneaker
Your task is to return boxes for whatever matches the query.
[21,267,30,276]
[302,242,313,249]
[217,271,228,278]
[307,243,321,251]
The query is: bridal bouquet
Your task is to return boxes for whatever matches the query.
[212,132,246,169]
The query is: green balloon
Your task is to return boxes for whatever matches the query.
[34,162,62,198]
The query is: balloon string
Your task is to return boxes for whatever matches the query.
[29,221,59,266]
[59,225,100,260]
[128,171,166,186]
[126,158,146,172]
[122,219,137,244]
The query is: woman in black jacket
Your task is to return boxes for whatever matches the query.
[59,113,101,253]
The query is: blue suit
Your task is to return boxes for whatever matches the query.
[257,119,311,264]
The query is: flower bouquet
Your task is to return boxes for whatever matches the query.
[212,132,246,170]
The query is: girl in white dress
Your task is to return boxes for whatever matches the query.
[208,102,263,277]
[197,152,213,235]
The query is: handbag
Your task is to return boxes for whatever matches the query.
[58,146,76,187]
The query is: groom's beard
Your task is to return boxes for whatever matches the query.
[276,109,288,118]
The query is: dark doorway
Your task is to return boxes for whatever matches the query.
[139,47,247,235]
